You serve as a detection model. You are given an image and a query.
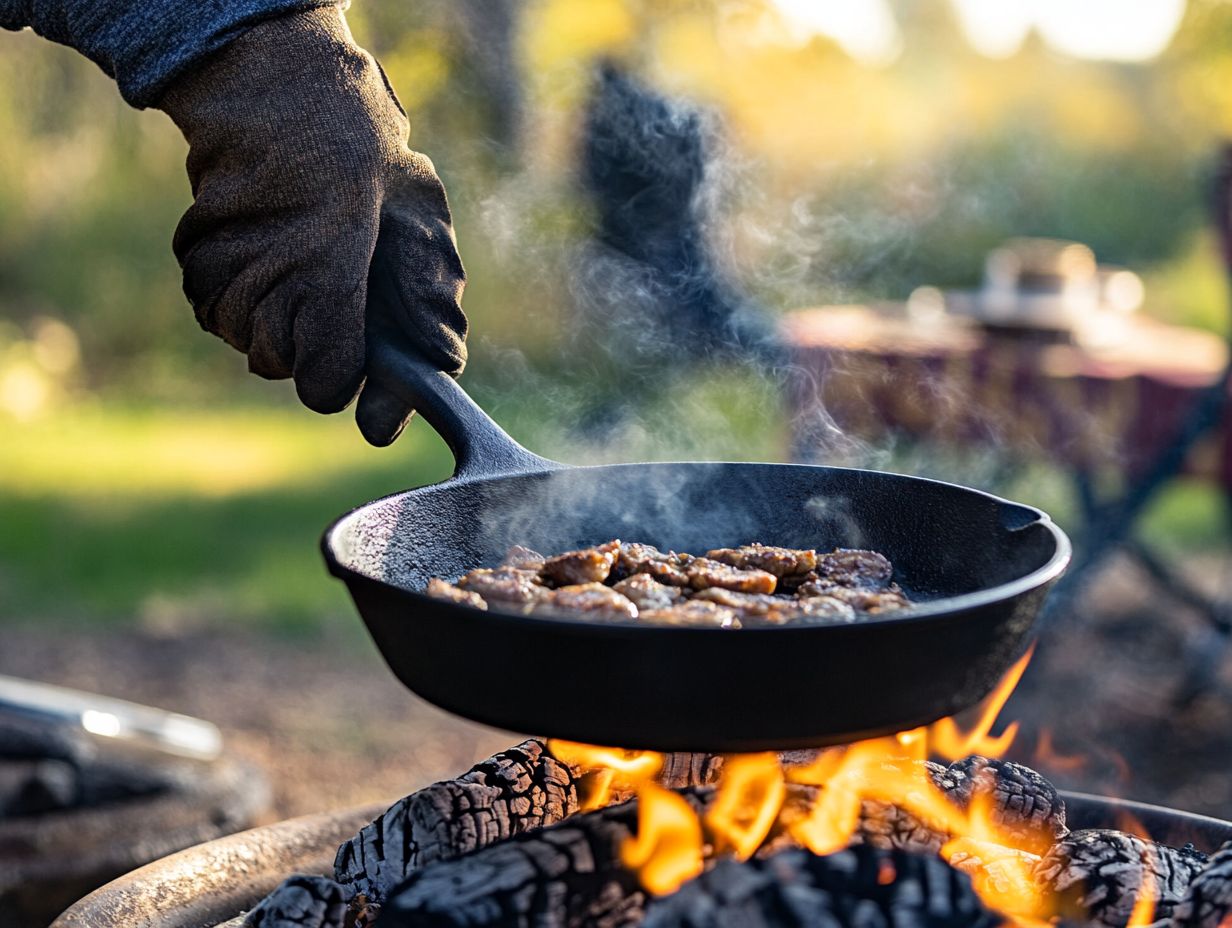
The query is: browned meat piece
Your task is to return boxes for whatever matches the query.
[540,540,620,587]
[612,573,685,611]
[800,580,910,614]
[690,588,796,624]
[704,543,817,578]
[529,583,638,622]
[640,600,742,629]
[813,548,894,589]
[457,566,544,603]
[615,542,692,587]
[426,578,488,610]
[693,588,857,625]
[788,595,859,622]
[501,545,545,570]
[685,558,777,594]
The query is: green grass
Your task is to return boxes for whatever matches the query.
[0,403,455,632]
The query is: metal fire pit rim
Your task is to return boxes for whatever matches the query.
[49,799,394,928]
[50,789,1232,928]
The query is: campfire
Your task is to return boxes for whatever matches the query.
[241,650,1231,928]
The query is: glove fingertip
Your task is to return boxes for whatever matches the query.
[357,380,415,447]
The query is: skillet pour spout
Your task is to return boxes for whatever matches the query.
[323,340,1071,752]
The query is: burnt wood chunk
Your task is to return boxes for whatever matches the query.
[685,558,777,594]
[641,845,1001,928]
[541,540,621,586]
[943,757,1067,855]
[855,761,954,855]
[333,740,580,904]
[703,544,817,579]
[1032,829,1208,928]
[243,875,346,928]
[1171,840,1232,928]
[379,794,665,928]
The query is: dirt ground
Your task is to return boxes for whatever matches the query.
[3,552,1230,826]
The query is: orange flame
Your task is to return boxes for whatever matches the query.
[621,783,704,895]
[705,753,786,860]
[1120,812,1159,928]
[548,740,662,810]
[555,644,1084,922]
[928,646,1033,761]
[1033,728,1087,774]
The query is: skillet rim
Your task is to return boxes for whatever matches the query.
[322,461,1071,634]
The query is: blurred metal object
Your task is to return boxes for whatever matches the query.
[0,674,222,762]
[933,237,1144,345]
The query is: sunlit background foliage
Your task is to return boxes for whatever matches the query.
[0,0,1227,627]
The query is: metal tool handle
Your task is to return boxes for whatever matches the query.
[0,674,222,761]
[367,338,561,481]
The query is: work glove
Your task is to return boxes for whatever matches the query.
[157,6,467,446]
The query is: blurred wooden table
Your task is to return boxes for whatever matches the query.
[782,304,1231,489]
[783,304,1232,693]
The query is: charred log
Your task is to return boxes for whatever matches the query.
[378,793,666,928]
[641,845,1001,928]
[1171,840,1232,928]
[1032,829,1208,928]
[943,756,1068,855]
[333,740,580,903]
[334,740,726,905]
[244,875,346,928]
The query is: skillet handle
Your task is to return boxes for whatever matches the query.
[367,339,560,481]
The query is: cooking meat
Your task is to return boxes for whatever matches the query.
[430,539,911,626]
[456,566,544,604]
[616,542,693,587]
[640,600,742,629]
[529,583,638,622]
[704,543,817,578]
[800,580,910,614]
[686,558,778,594]
[693,588,857,625]
[788,594,859,621]
[540,540,620,586]
[613,573,686,611]
[426,578,488,610]
[812,548,894,589]
[501,545,545,570]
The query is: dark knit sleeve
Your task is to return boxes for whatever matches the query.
[1,0,341,108]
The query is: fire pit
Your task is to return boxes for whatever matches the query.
[52,740,1232,928]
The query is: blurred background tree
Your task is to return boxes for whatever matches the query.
[1,0,1228,627]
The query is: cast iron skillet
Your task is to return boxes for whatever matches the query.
[322,342,1071,752]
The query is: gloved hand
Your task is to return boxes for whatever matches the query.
[157,5,466,446]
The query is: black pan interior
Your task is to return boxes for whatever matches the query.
[331,461,1061,609]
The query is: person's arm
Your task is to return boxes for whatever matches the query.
[0,0,333,107]
[1,2,467,445]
